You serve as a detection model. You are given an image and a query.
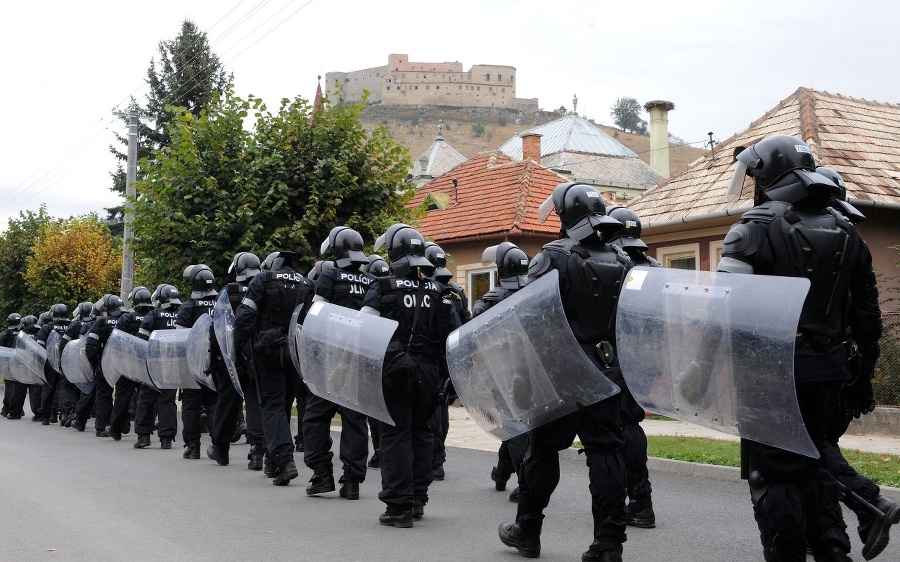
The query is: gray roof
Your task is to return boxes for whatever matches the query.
[541,152,663,189]
[499,113,639,158]
[410,137,467,179]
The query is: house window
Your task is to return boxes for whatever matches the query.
[467,267,497,309]
[656,243,700,270]
[485,74,491,81]
[415,86,418,90]
[498,74,502,82]
[708,240,725,272]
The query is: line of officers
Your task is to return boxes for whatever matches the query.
[0,137,893,562]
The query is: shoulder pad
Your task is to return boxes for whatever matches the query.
[647,256,661,267]
[481,288,508,303]
[722,223,757,257]
[527,251,553,279]
[741,201,792,224]
[542,238,578,255]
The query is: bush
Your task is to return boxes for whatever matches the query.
[472,122,485,137]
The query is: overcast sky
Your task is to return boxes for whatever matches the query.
[1,0,896,228]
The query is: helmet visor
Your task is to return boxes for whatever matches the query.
[725,160,750,203]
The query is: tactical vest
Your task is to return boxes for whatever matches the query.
[256,270,314,331]
[117,311,146,337]
[149,310,179,332]
[744,202,860,340]
[544,238,629,344]
[376,276,450,354]
[225,282,248,312]
[329,269,374,310]
[180,297,218,328]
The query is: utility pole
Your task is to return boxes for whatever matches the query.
[114,111,139,303]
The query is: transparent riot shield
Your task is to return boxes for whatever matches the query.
[102,329,153,387]
[15,331,48,385]
[616,266,816,457]
[287,304,304,379]
[446,269,621,441]
[60,337,95,394]
[0,347,19,382]
[299,302,397,425]
[185,314,215,391]
[46,329,63,374]
[147,329,200,390]
[213,290,242,398]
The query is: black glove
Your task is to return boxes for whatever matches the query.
[842,374,876,419]
[442,377,458,406]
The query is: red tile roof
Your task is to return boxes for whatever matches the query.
[408,151,565,242]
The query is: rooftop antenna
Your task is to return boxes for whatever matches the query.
[452,178,459,205]
[706,132,719,160]
[572,94,578,115]
[437,119,444,141]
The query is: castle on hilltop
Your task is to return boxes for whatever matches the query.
[325,54,539,112]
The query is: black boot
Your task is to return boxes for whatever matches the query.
[183,441,201,459]
[861,495,900,561]
[306,467,335,495]
[499,519,542,558]
[339,478,360,500]
[624,500,656,528]
[491,466,510,491]
[106,425,122,441]
[231,421,247,444]
[273,460,299,486]
[133,434,151,449]
[247,445,264,471]
[379,505,413,528]
[582,543,623,562]
[207,444,229,466]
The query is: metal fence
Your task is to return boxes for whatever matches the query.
[874,311,900,406]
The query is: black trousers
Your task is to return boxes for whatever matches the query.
[38,369,59,418]
[209,363,252,452]
[745,379,850,559]
[253,351,297,466]
[28,384,42,416]
[109,377,139,432]
[620,387,652,506]
[378,361,441,509]
[302,393,369,483]
[56,377,78,416]
[516,368,626,552]
[294,382,309,444]
[181,386,217,445]
[496,433,529,480]
[6,380,28,417]
[430,401,450,470]
[2,378,13,413]
[134,384,177,440]
[92,374,114,431]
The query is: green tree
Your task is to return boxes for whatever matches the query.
[132,90,414,287]
[106,20,233,231]
[610,97,645,134]
[24,216,121,307]
[0,206,54,317]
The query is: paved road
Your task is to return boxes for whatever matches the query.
[0,415,896,561]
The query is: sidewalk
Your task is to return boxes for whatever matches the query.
[445,405,900,456]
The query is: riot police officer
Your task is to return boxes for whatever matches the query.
[607,205,658,529]
[1,313,25,419]
[362,224,460,527]
[719,135,883,562]
[14,315,42,419]
[304,227,374,500]
[176,264,220,459]
[363,254,390,470]
[134,284,181,449]
[105,287,154,440]
[60,303,96,427]
[498,182,632,561]
[207,252,262,467]
[84,295,125,436]
[34,303,69,424]
[233,251,315,486]
[423,241,469,482]
[475,242,531,502]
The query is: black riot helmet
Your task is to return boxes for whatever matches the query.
[153,284,182,310]
[363,254,390,278]
[816,166,866,223]
[75,302,94,320]
[51,303,69,323]
[815,166,846,201]
[128,286,153,310]
[307,260,335,282]
[725,135,839,205]
[374,223,433,278]
[6,313,21,329]
[538,182,622,242]
[606,206,649,251]
[424,242,453,283]
[481,242,529,290]
[38,311,52,327]
[228,252,261,283]
[20,315,38,334]
[321,226,368,269]
[261,251,297,272]
[183,264,216,298]
[100,294,124,315]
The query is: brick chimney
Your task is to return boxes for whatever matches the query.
[521,132,542,165]
[643,100,675,178]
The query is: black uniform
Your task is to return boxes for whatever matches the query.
[511,236,633,557]
[233,263,315,481]
[362,275,459,516]
[0,327,25,419]
[135,308,180,445]
[106,309,148,436]
[303,266,375,495]
[34,322,66,422]
[175,295,219,454]
[208,282,262,457]
[84,309,124,434]
[720,199,881,560]
[64,318,94,427]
